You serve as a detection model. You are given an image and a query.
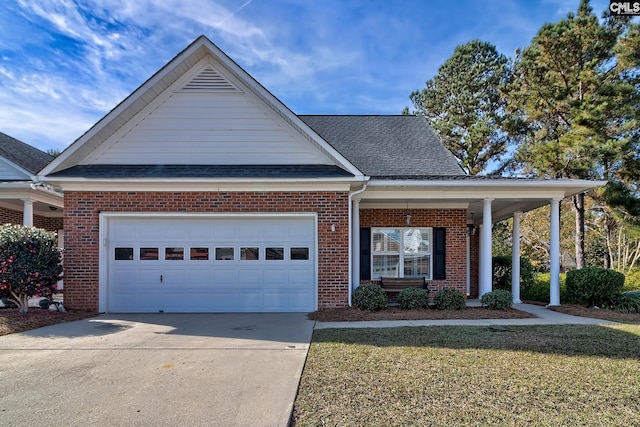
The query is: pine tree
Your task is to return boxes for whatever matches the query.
[505,0,640,269]
[405,39,511,175]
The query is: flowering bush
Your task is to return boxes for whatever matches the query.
[0,225,62,313]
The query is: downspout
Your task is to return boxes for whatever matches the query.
[348,180,368,306]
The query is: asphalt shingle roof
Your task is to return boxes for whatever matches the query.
[48,164,354,179]
[0,131,53,174]
[299,115,464,177]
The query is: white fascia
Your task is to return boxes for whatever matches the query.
[40,177,358,192]
[365,179,607,199]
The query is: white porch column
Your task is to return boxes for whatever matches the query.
[549,197,562,306]
[352,199,361,288]
[466,230,471,295]
[22,198,34,227]
[479,198,493,297]
[478,224,483,294]
[511,211,522,304]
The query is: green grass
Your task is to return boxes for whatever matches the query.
[293,325,640,426]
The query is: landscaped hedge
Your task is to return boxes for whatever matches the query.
[603,291,640,313]
[397,287,429,310]
[623,268,640,291]
[521,273,567,304]
[352,284,388,311]
[433,288,465,310]
[566,268,625,307]
[492,256,535,293]
[481,290,513,310]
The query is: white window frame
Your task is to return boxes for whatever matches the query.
[371,227,432,280]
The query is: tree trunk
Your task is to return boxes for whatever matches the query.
[573,193,585,269]
[603,212,612,269]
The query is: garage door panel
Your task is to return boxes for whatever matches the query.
[186,268,213,285]
[213,268,239,285]
[107,216,316,313]
[287,292,315,310]
[263,269,288,284]
[289,268,314,283]
[237,269,262,284]
[237,222,262,240]
[287,220,315,241]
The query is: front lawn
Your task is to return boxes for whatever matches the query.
[293,325,640,426]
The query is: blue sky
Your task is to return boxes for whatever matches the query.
[0,0,611,152]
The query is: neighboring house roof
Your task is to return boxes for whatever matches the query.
[0,131,53,176]
[299,115,464,178]
[47,164,353,179]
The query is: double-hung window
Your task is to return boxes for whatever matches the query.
[371,228,432,279]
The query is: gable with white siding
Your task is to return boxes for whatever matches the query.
[81,59,334,166]
[0,158,30,180]
[41,36,361,178]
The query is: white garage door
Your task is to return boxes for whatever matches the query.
[104,216,316,313]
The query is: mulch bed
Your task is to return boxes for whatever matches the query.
[548,304,640,323]
[308,306,536,322]
[0,308,96,336]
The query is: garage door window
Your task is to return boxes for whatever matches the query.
[266,247,284,260]
[190,247,209,260]
[215,247,234,260]
[140,247,158,260]
[291,247,309,260]
[241,247,259,260]
[165,247,184,260]
[115,247,133,260]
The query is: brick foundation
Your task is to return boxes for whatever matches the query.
[63,191,349,312]
[360,208,469,295]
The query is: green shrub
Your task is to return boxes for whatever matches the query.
[492,256,535,293]
[623,268,640,291]
[521,273,567,304]
[603,291,640,313]
[352,284,388,311]
[566,268,625,307]
[481,290,513,310]
[433,288,465,310]
[397,287,429,310]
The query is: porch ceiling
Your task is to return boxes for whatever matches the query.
[0,181,64,218]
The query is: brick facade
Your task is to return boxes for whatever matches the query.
[360,208,469,295]
[0,207,63,231]
[63,191,349,312]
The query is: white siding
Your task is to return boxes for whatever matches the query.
[0,159,29,180]
[83,91,334,165]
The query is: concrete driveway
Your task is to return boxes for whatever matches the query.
[0,313,315,427]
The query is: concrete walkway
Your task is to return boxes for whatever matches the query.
[314,303,618,329]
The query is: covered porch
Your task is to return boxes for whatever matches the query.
[0,181,64,230]
[350,178,606,306]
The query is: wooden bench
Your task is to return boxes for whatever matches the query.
[380,277,430,300]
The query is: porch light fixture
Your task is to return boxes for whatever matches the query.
[404,202,411,226]
[467,223,476,235]
[467,213,476,235]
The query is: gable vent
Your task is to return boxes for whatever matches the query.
[178,65,239,92]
